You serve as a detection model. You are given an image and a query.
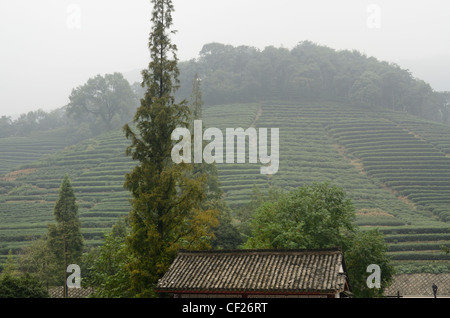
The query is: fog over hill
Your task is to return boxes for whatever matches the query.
[4,52,450,121]
[1,1,450,118]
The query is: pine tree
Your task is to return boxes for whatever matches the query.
[123,0,218,297]
[47,174,84,297]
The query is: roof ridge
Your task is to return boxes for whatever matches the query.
[177,247,342,255]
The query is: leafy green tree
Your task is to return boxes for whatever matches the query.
[67,72,137,130]
[438,92,450,124]
[345,230,395,298]
[349,71,382,108]
[2,250,19,276]
[399,79,434,117]
[380,67,409,111]
[0,274,49,298]
[83,218,132,298]
[123,0,218,297]
[0,250,49,298]
[0,116,12,137]
[236,185,284,238]
[244,183,394,297]
[245,183,356,250]
[18,238,59,290]
[47,175,84,297]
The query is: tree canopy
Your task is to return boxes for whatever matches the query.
[67,73,137,130]
[244,183,394,297]
[245,183,356,250]
[177,41,450,124]
[0,274,49,298]
[83,218,132,298]
[2,42,449,141]
[0,250,49,298]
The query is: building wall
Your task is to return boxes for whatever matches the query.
[384,273,450,297]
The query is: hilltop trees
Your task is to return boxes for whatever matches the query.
[67,73,137,131]
[349,71,382,108]
[436,92,450,124]
[123,0,218,297]
[0,73,138,141]
[0,109,67,138]
[176,41,449,124]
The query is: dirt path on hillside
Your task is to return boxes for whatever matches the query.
[331,140,417,210]
[1,168,37,181]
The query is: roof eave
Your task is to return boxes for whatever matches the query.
[154,288,342,295]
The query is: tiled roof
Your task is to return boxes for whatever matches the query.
[49,286,94,298]
[156,248,348,294]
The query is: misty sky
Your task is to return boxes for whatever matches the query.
[1,0,449,117]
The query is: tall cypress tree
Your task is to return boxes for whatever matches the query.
[47,174,83,297]
[123,0,218,297]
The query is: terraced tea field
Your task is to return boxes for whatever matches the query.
[0,103,259,263]
[0,101,449,268]
[328,118,450,222]
[0,128,75,176]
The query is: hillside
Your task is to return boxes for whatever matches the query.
[0,101,450,269]
[0,127,76,176]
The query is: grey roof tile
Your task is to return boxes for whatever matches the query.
[156,248,348,294]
